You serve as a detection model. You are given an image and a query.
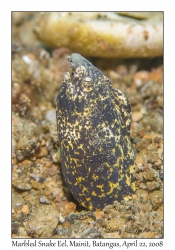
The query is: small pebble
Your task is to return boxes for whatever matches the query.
[129,64,138,75]
[40,139,46,146]
[94,211,104,220]
[109,70,121,80]
[12,222,20,234]
[22,54,33,64]
[45,161,52,168]
[39,195,50,204]
[132,194,137,200]
[143,169,156,181]
[36,146,48,158]
[63,202,76,216]
[137,129,145,138]
[63,221,70,229]
[133,136,141,143]
[39,49,50,63]
[146,181,160,191]
[81,227,97,238]
[154,159,162,167]
[45,109,56,123]
[45,165,57,176]
[133,70,150,87]
[31,179,43,190]
[24,205,59,238]
[52,149,61,163]
[115,65,128,76]
[12,195,25,211]
[150,190,163,210]
[21,204,30,215]
[132,112,143,122]
[139,183,147,190]
[12,180,32,191]
[149,69,163,83]
[59,213,65,224]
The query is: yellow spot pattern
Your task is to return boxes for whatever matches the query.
[56,53,136,211]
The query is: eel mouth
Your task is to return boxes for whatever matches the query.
[67,55,76,69]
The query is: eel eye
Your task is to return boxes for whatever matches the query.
[82,77,93,90]
[74,66,86,78]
